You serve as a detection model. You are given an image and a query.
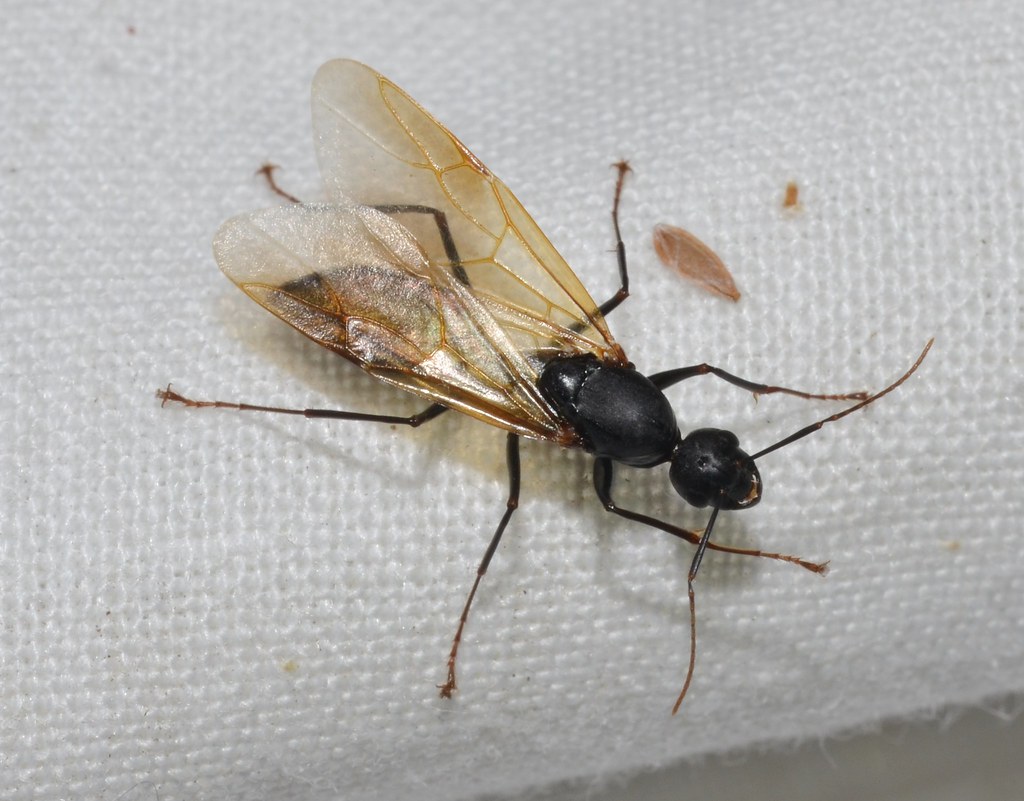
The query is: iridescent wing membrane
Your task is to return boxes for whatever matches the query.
[214,59,626,443]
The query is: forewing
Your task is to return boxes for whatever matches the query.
[213,203,572,441]
[309,59,626,366]
[652,223,740,302]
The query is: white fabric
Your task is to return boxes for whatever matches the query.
[1,1,1021,799]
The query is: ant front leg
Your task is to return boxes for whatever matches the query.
[591,457,828,574]
[593,457,824,715]
[647,363,868,402]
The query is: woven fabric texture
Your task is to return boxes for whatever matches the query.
[1,2,1021,800]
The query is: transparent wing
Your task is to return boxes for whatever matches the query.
[652,223,740,302]
[214,203,579,443]
[309,59,626,365]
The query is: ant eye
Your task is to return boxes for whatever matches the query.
[669,428,761,510]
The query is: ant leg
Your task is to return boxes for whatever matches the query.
[750,339,933,460]
[440,433,521,698]
[371,204,469,286]
[592,458,828,574]
[647,363,868,402]
[256,163,301,203]
[157,384,449,427]
[594,458,823,714]
[253,164,469,285]
[651,339,932,404]
[596,161,632,318]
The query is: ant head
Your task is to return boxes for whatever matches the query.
[669,428,761,510]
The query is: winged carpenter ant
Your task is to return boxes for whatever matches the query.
[159,60,932,713]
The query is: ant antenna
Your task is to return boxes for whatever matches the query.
[671,338,933,714]
[752,339,934,461]
[673,504,719,715]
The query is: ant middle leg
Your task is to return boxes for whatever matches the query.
[439,432,522,699]
[596,160,633,318]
